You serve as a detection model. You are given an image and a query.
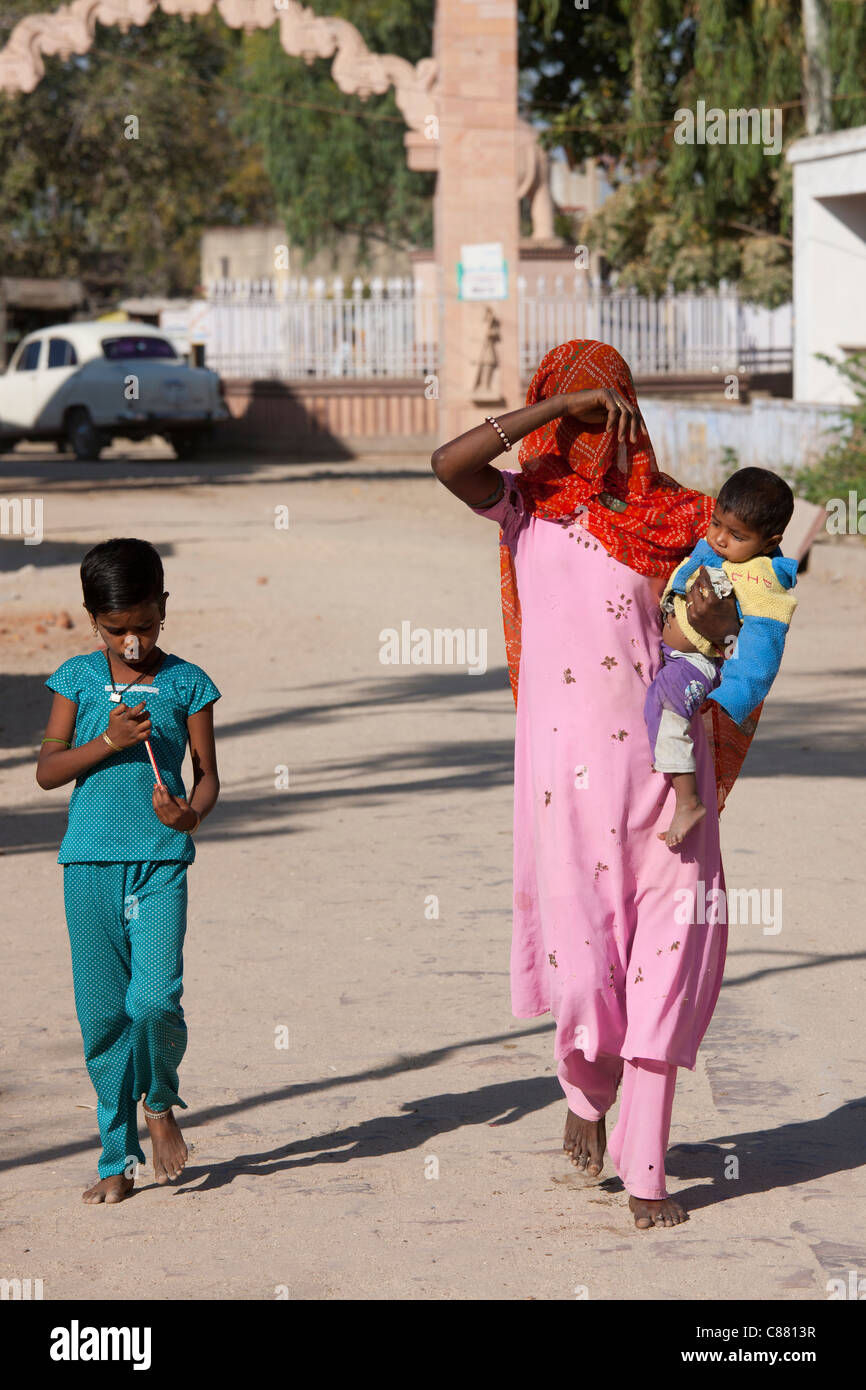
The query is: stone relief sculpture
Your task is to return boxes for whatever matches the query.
[0,0,557,241]
[471,306,502,403]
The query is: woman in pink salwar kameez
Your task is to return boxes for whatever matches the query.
[433,340,749,1230]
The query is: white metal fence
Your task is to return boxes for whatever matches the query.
[518,276,792,376]
[199,275,791,380]
[204,276,438,379]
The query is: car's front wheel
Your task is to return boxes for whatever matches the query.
[66,408,104,461]
[169,431,203,461]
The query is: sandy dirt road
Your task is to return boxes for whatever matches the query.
[1,442,864,1301]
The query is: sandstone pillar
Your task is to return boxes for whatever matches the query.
[432,0,521,445]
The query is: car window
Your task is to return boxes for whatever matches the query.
[101,336,178,361]
[15,340,42,371]
[47,337,78,368]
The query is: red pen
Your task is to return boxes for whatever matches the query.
[122,637,164,787]
[144,738,164,787]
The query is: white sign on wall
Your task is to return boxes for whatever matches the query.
[457,242,508,301]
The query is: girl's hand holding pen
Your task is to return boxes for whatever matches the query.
[152,783,198,832]
[105,700,151,749]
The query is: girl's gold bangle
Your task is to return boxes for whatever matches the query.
[102,731,123,752]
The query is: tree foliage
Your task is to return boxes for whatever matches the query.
[521,0,866,305]
[0,6,275,297]
[234,0,436,270]
[0,0,436,294]
[1,0,865,303]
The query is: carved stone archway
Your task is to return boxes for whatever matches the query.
[0,1,438,119]
[0,0,554,240]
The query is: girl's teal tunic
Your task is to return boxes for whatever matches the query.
[45,651,221,864]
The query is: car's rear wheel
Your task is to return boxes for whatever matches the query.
[66,408,103,461]
[169,431,203,460]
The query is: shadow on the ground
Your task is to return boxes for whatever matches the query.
[729,669,866,781]
[2,668,517,853]
[8,1017,865,1215]
[169,1093,866,1207]
[717,948,866,991]
[173,1075,564,1195]
[5,650,865,854]
[1,1020,556,1174]
[663,1097,866,1212]
[0,452,432,518]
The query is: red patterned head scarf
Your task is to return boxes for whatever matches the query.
[513,338,714,576]
[499,338,759,812]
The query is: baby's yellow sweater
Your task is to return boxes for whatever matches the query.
[663,554,799,659]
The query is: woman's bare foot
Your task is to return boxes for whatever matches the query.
[629,1194,688,1229]
[658,796,706,848]
[563,1110,606,1176]
[82,1174,135,1205]
[144,1106,188,1183]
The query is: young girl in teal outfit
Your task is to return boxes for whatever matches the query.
[37,538,221,1204]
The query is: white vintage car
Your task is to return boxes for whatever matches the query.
[0,321,228,460]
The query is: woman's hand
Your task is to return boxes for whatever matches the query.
[152,784,198,831]
[561,388,646,443]
[106,700,151,749]
[686,567,741,652]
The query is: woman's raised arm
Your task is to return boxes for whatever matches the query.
[431,387,645,506]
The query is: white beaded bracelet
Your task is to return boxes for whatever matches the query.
[484,415,513,451]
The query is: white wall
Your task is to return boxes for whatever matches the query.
[788,126,866,404]
[201,226,414,286]
[639,397,846,490]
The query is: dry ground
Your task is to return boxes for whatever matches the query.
[1,441,864,1300]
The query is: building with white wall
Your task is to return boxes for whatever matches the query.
[201,226,415,286]
[787,124,866,404]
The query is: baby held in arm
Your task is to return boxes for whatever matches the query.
[645,467,799,848]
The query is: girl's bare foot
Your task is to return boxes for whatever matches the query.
[563,1110,606,1176]
[658,796,706,848]
[144,1106,188,1183]
[82,1174,135,1205]
[629,1194,688,1229]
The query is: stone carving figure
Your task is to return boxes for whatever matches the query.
[517,117,558,242]
[471,305,502,402]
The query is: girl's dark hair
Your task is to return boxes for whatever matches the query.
[716,468,794,539]
[81,538,164,616]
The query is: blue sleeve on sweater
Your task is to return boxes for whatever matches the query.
[771,554,798,589]
[708,613,789,726]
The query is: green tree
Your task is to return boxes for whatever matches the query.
[0,7,275,297]
[234,0,436,269]
[0,0,437,291]
[521,0,866,305]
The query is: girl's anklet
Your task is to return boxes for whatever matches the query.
[143,1104,172,1120]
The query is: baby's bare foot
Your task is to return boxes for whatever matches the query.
[658,797,706,848]
[563,1108,606,1177]
[82,1174,135,1205]
[629,1194,688,1229]
[144,1106,188,1183]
